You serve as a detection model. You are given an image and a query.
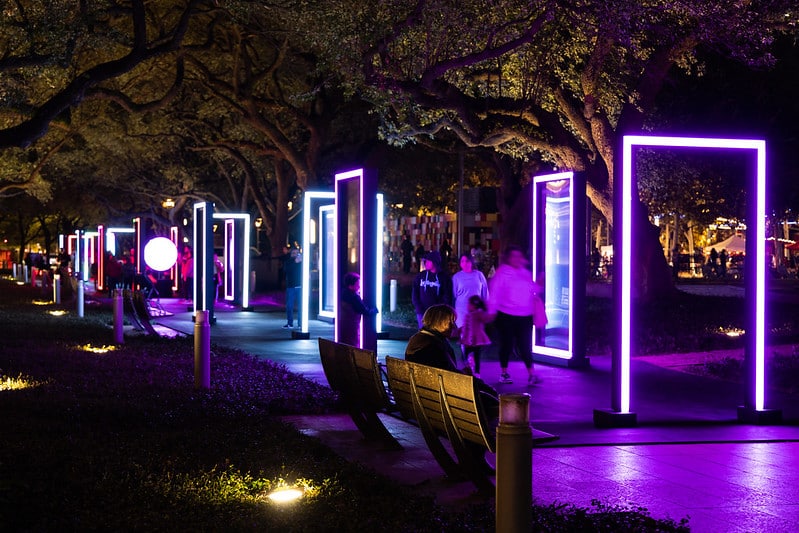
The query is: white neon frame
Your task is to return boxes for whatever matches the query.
[212,212,251,309]
[621,135,766,413]
[317,204,336,320]
[532,171,575,359]
[301,191,335,333]
[106,227,135,256]
[334,168,384,346]
[193,202,211,311]
[133,217,142,274]
[170,226,179,292]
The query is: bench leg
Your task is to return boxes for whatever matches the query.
[348,409,403,450]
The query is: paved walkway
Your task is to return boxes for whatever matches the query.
[146,293,799,532]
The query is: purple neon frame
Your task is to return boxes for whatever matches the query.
[212,212,251,309]
[333,169,383,347]
[532,171,576,359]
[621,135,766,413]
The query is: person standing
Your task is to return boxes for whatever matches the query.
[414,242,426,272]
[439,238,453,268]
[213,253,224,301]
[338,272,377,347]
[411,250,452,329]
[104,251,123,296]
[281,245,302,329]
[452,253,489,330]
[401,235,414,274]
[452,252,489,364]
[487,245,546,385]
[459,295,492,378]
[180,246,193,301]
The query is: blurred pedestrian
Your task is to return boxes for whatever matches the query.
[487,245,546,385]
[459,295,491,378]
[281,245,302,329]
[401,235,414,274]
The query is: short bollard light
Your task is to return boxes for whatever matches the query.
[194,310,211,390]
[77,279,85,318]
[53,274,61,304]
[113,289,124,344]
[496,393,532,533]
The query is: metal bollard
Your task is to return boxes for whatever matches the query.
[390,279,397,312]
[53,274,61,304]
[194,310,211,389]
[77,279,85,318]
[496,393,532,533]
[113,289,124,344]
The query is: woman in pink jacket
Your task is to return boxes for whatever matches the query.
[487,245,546,385]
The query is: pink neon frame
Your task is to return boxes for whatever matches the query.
[621,135,766,413]
[333,169,384,347]
[300,191,335,333]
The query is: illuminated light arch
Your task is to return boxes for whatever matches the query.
[594,134,777,427]
[300,192,335,334]
[334,168,383,351]
[212,212,252,309]
[531,170,587,366]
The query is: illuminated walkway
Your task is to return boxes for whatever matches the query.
[151,296,799,532]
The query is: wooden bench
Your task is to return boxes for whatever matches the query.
[317,338,402,450]
[385,355,496,493]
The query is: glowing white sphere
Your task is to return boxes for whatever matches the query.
[144,237,178,271]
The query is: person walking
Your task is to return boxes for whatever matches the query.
[487,245,546,385]
[281,245,302,329]
[411,250,452,329]
[459,295,492,378]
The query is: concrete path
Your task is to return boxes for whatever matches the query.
[148,294,799,531]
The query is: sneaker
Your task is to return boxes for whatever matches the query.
[528,373,542,385]
[499,373,513,384]
[283,323,293,329]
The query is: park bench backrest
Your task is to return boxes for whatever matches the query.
[350,345,392,411]
[318,338,390,410]
[385,356,494,453]
[318,337,353,393]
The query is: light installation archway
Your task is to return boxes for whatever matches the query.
[300,191,335,335]
[531,170,587,367]
[594,134,779,428]
[213,212,252,309]
[334,168,383,352]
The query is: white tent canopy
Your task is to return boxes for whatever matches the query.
[705,234,746,255]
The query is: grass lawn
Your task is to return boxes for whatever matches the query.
[8,276,796,531]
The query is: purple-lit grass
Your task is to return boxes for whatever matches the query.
[0,280,692,531]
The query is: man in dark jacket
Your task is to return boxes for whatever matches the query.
[411,250,452,329]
